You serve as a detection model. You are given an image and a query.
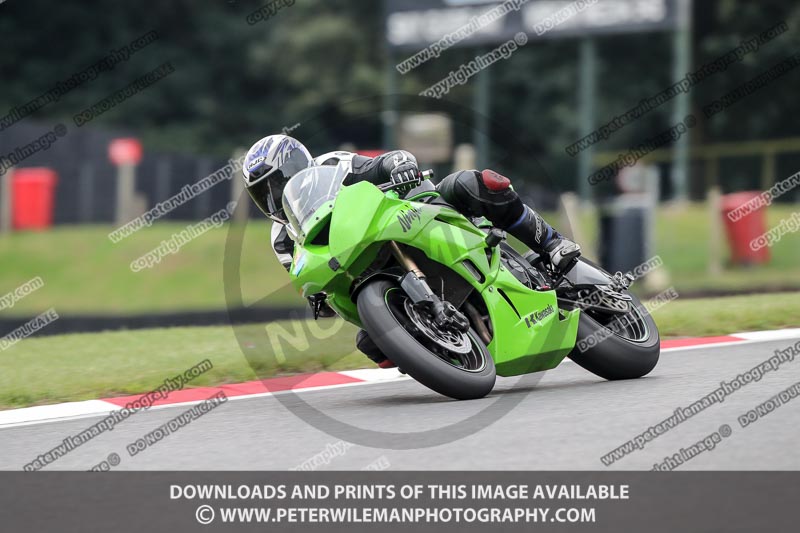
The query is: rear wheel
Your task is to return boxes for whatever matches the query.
[357,280,495,400]
[567,292,660,380]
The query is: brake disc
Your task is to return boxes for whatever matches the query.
[403,299,472,354]
[595,284,632,313]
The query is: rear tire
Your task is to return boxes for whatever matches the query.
[357,280,496,400]
[567,292,660,380]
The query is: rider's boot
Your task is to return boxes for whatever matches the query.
[505,205,581,272]
[356,329,396,368]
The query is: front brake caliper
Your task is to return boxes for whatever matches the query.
[399,272,470,332]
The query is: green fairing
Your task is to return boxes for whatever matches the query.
[288,179,580,377]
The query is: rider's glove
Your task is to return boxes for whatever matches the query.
[390,161,421,190]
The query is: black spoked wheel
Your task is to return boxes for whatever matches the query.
[357,280,495,400]
[568,291,660,380]
[397,291,487,372]
[593,301,652,343]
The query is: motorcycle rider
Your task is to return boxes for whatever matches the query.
[243,134,580,367]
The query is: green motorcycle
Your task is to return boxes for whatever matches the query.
[282,164,659,400]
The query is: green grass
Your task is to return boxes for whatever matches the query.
[0,319,362,409]
[1,292,797,410]
[650,291,800,337]
[0,203,797,317]
[573,203,800,293]
[0,222,299,315]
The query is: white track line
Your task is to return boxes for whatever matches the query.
[2,329,798,429]
[733,328,800,341]
[0,400,116,428]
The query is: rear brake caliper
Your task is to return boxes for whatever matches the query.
[610,271,635,292]
[589,272,635,314]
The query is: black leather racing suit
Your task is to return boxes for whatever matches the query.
[271,149,562,266]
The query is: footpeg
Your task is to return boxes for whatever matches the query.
[485,228,505,248]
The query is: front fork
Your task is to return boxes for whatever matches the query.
[388,242,470,332]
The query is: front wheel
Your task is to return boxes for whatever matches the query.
[567,292,660,380]
[357,280,496,400]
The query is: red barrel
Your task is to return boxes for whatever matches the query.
[11,168,58,230]
[720,191,770,265]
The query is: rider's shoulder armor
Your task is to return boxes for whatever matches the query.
[314,151,355,174]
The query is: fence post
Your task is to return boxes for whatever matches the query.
[559,192,593,259]
[231,148,248,223]
[708,184,723,276]
[115,163,136,226]
[1,168,12,234]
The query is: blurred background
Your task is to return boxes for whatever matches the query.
[1,0,798,336]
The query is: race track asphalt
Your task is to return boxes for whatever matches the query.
[1,337,798,471]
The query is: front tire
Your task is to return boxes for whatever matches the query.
[568,292,660,380]
[357,280,496,400]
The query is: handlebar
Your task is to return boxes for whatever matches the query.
[378,169,434,192]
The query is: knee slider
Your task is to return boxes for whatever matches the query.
[480,169,511,191]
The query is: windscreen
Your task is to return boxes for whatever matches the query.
[281,164,347,239]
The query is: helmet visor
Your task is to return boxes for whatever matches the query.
[278,146,313,177]
[247,178,280,219]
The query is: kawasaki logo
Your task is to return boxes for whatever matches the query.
[524,304,555,328]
